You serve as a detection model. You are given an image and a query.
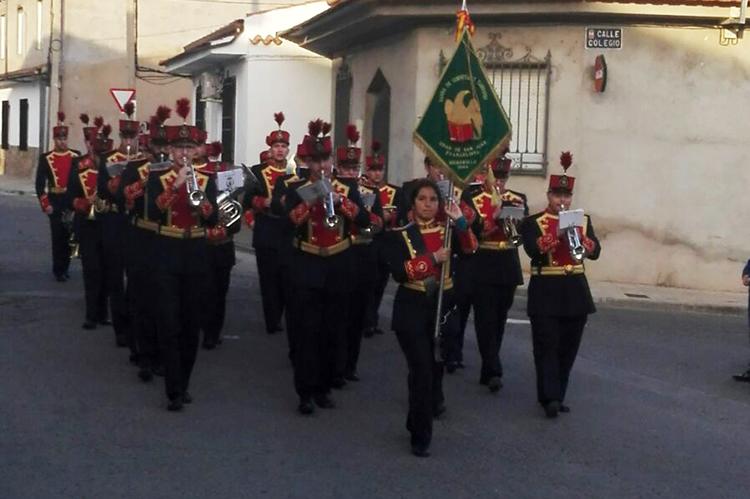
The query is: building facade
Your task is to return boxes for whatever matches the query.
[284,0,750,292]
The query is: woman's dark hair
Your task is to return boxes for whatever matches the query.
[408,178,443,211]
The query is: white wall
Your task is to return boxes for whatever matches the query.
[409,25,750,292]
[0,81,42,148]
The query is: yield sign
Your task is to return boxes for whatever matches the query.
[109,88,136,113]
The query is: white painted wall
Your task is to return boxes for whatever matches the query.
[0,81,42,148]
[342,24,750,292]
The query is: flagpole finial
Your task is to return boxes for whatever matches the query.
[461,0,467,11]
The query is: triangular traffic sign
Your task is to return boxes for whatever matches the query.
[109,88,136,113]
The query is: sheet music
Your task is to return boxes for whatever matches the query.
[498,205,525,220]
[217,168,244,193]
[360,192,377,210]
[297,179,332,203]
[558,209,585,229]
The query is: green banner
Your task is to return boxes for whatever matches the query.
[414,29,512,187]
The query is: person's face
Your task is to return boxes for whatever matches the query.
[85,139,95,155]
[368,167,385,184]
[494,173,508,191]
[425,163,443,182]
[119,135,137,152]
[170,144,196,167]
[151,144,170,162]
[53,137,68,151]
[547,191,572,214]
[337,164,359,179]
[414,186,440,222]
[271,142,289,163]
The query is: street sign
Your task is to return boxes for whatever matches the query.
[594,55,607,93]
[109,88,136,113]
[585,28,623,50]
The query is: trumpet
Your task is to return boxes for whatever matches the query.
[324,191,342,229]
[561,205,585,262]
[186,156,206,208]
[495,188,522,247]
[216,191,243,228]
[87,196,107,220]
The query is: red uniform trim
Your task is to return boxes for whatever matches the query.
[244,209,255,228]
[156,181,178,212]
[289,201,310,226]
[456,226,479,254]
[39,194,50,212]
[199,200,214,219]
[404,255,434,282]
[460,201,476,225]
[252,196,268,212]
[339,197,359,220]
[537,232,559,253]
[107,176,121,195]
[73,198,91,214]
[206,225,228,242]
[582,235,596,254]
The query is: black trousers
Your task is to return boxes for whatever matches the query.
[203,263,233,343]
[395,325,445,448]
[78,221,108,323]
[48,212,71,278]
[346,278,375,374]
[293,287,348,397]
[255,247,285,333]
[364,267,389,331]
[101,216,129,346]
[473,283,517,382]
[152,270,205,401]
[128,265,158,369]
[529,315,588,405]
[441,271,473,364]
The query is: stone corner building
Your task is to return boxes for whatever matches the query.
[283,0,750,292]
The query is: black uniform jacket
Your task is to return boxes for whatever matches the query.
[35,149,80,212]
[244,162,288,249]
[271,168,311,267]
[349,181,385,284]
[462,187,528,286]
[284,175,371,291]
[385,218,478,333]
[521,210,601,317]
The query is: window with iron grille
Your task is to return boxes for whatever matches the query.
[476,34,551,175]
[19,99,28,151]
[1,101,9,150]
[221,77,236,163]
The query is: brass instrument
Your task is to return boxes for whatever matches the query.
[323,167,341,229]
[62,210,80,258]
[561,205,585,262]
[494,188,522,247]
[186,156,206,208]
[216,191,243,228]
[87,196,107,220]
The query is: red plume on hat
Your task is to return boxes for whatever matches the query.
[371,140,382,155]
[175,98,191,123]
[57,112,65,125]
[321,121,332,136]
[123,101,135,119]
[94,116,104,128]
[149,115,161,130]
[346,123,360,146]
[560,151,573,172]
[79,113,89,125]
[308,119,323,138]
[102,124,112,138]
[209,141,222,157]
[156,105,171,124]
[274,112,285,128]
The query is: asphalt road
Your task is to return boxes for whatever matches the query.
[2,191,750,499]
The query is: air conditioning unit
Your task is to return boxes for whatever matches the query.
[199,72,222,101]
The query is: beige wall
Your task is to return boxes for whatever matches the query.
[340,23,750,292]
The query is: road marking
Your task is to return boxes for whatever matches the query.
[507,318,530,325]
[222,335,240,340]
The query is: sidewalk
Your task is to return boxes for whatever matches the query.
[3,173,746,316]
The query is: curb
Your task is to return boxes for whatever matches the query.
[515,287,745,316]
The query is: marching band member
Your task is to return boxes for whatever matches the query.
[245,113,290,335]
[384,178,478,457]
[462,151,528,392]
[520,152,601,418]
[338,126,384,382]
[201,142,240,350]
[144,98,219,411]
[362,141,401,338]
[284,119,371,414]
[116,106,172,382]
[97,101,140,360]
[35,112,78,282]
[67,119,112,331]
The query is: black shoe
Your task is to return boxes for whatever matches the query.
[167,398,184,412]
[215,336,223,345]
[202,337,217,350]
[363,327,375,338]
[411,443,431,458]
[274,323,284,333]
[182,392,193,404]
[313,392,335,409]
[99,318,112,326]
[115,336,127,348]
[137,367,153,383]
[330,377,347,389]
[559,404,570,413]
[544,401,560,419]
[153,365,165,377]
[82,320,96,330]
[487,376,503,393]
[445,361,458,374]
[374,327,385,335]
[64,273,71,279]
[129,353,139,365]
[732,369,750,382]
[298,397,314,415]
[344,371,360,382]
[456,361,466,369]
[433,403,446,419]
[55,274,67,282]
